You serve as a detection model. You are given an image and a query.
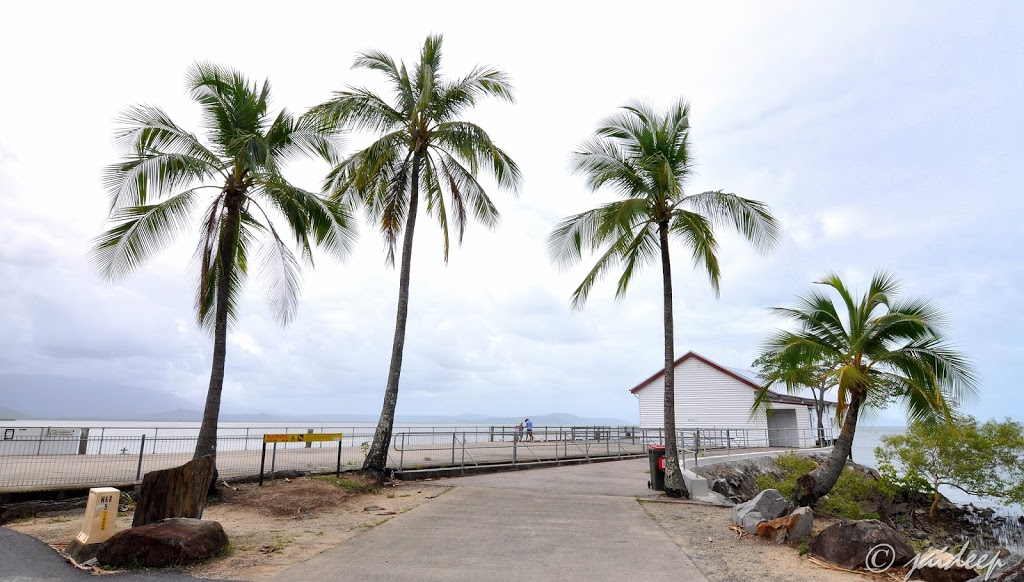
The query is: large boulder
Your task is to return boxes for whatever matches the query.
[809,519,914,571]
[731,489,790,526]
[913,549,982,582]
[133,456,215,527]
[756,506,814,544]
[97,518,228,568]
[741,511,766,535]
[966,552,1024,582]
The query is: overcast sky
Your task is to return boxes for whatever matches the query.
[1,1,1021,424]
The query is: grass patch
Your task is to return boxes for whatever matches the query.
[757,452,891,519]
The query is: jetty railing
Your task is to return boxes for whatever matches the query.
[0,424,834,490]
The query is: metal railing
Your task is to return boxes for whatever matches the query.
[677,426,837,468]
[0,424,835,490]
[390,426,658,473]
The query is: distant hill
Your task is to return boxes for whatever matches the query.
[0,406,26,420]
[0,374,198,420]
[95,409,633,426]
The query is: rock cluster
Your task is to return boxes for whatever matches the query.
[809,519,914,570]
[97,517,228,568]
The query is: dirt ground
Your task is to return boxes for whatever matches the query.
[5,474,451,580]
[641,500,878,582]
[9,475,896,582]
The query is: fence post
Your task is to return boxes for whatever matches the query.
[306,428,314,448]
[98,428,105,455]
[461,432,466,469]
[399,433,405,472]
[336,440,342,477]
[451,433,456,465]
[726,428,731,456]
[152,428,158,454]
[512,437,517,465]
[693,429,699,467]
[259,440,267,486]
[271,442,277,474]
[136,434,146,481]
[78,428,89,455]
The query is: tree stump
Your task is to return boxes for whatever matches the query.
[132,456,215,528]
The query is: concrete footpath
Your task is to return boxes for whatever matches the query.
[272,458,709,582]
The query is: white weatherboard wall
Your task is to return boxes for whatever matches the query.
[635,357,816,446]
[637,357,765,428]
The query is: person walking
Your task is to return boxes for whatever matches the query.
[514,421,524,442]
[524,418,534,442]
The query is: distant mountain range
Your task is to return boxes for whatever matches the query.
[110,409,633,426]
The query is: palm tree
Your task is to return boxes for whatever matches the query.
[311,35,521,478]
[755,271,977,506]
[93,63,356,469]
[548,100,779,497]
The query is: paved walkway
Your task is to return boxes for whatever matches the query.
[272,458,708,582]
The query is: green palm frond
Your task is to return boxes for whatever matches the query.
[759,271,977,427]
[96,62,355,334]
[554,97,777,308]
[92,189,200,281]
[669,210,721,295]
[317,35,519,268]
[682,190,779,253]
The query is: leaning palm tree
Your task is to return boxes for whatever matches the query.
[548,99,779,497]
[311,35,521,478]
[92,63,356,469]
[755,271,977,506]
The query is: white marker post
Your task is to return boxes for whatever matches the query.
[76,487,120,545]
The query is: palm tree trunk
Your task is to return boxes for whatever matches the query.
[659,221,685,498]
[194,193,242,467]
[794,389,864,506]
[363,151,423,479]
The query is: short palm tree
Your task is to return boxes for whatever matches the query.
[311,35,521,478]
[756,271,977,506]
[92,63,356,468]
[548,99,779,497]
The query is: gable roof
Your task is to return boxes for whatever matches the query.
[628,350,835,408]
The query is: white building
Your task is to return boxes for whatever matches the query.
[630,351,838,448]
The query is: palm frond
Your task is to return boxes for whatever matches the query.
[682,190,779,253]
[91,189,201,281]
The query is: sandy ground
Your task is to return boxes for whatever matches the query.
[641,500,872,582]
[6,475,451,580]
[8,474,879,582]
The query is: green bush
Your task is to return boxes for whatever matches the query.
[756,453,890,519]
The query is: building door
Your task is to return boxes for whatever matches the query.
[766,409,799,448]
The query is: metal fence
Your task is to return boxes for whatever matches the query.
[677,426,837,468]
[0,424,835,491]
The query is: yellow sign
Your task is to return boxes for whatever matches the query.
[263,433,343,444]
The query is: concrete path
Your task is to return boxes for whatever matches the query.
[273,458,708,582]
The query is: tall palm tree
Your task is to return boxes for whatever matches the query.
[548,100,779,497]
[311,35,521,478]
[93,63,356,468]
[756,271,977,506]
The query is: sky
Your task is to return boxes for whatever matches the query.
[1,1,1021,425]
